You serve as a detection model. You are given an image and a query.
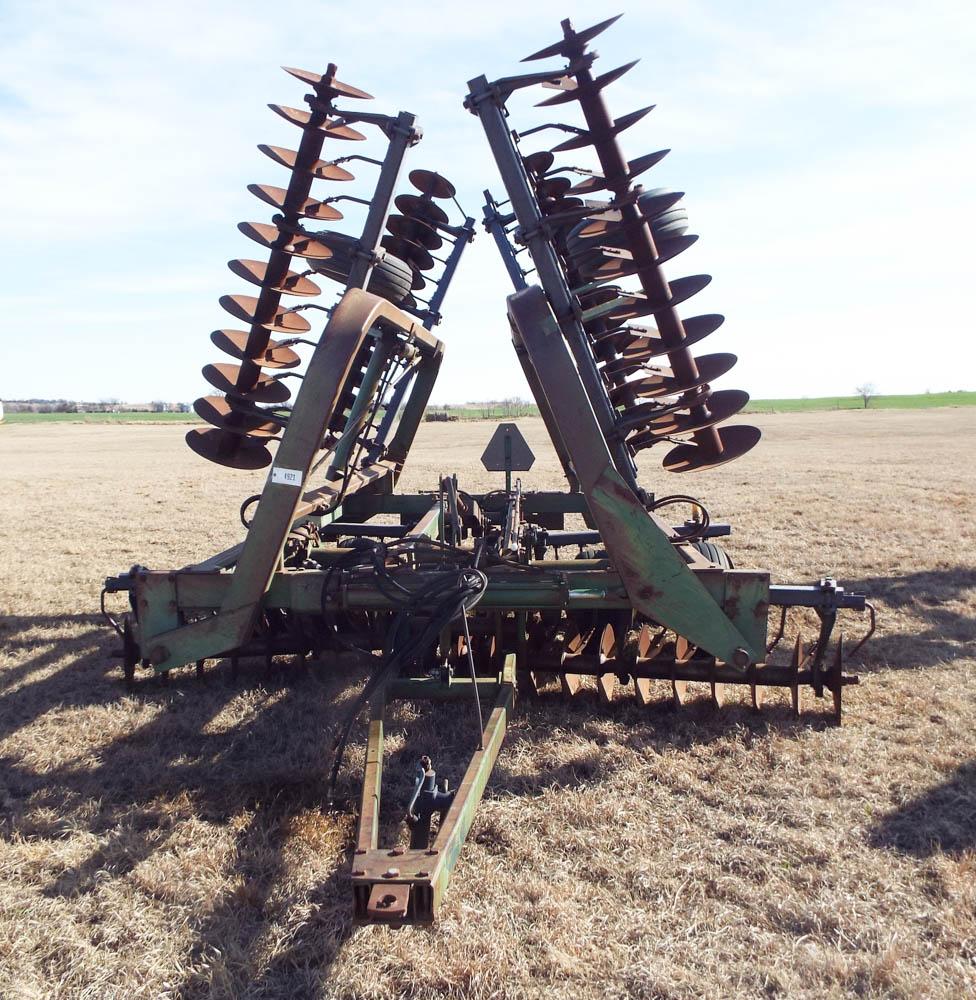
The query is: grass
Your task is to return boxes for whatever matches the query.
[0,411,974,998]
[744,391,976,413]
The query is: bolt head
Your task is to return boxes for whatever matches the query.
[732,647,750,668]
[383,867,400,879]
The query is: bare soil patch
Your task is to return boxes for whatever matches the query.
[0,410,973,999]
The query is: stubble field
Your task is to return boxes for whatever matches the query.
[0,409,974,999]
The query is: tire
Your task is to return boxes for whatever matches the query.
[691,540,734,569]
[307,230,414,305]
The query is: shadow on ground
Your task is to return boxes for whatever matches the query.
[843,567,976,670]
[869,760,976,858]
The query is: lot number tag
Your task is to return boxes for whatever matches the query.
[271,466,304,488]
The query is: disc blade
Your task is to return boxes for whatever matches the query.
[639,188,684,217]
[248,183,343,221]
[203,363,292,404]
[381,235,434,271]
[662,424,762,473]
[193,395,282,437]
[210,330,302,369]
[600,314,723,371]
[385,214,443,250]
[219,294,311,334]
[228,259,321,297]
[609,353,738,402]
[267,105,367,140]
[186,427,273,470]
[257,144,355,181]
[522,150,555,176]
[394,194,449,225]
[237,221,334,260]
[408,169,456,199]
[521,13,623,61]
[282,66,373,100]
[629,390,751,448]
[627,148,670,180]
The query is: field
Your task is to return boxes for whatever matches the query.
[4,390,976,426]
[0,410,974,999]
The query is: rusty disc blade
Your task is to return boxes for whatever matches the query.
[394,194,449,225]
[521,13,623,61]
[248,184,343,221]
[536,60,640,107]
[385,214,443,250]
[237,221,333,260]
[219,294,311,334]
[537,175,573,199]
[662,424,762,473]
[601,314,724,371]
[381,235,434,271]
[282,66,373,100]
[186,427,273,470]
[203,363,292,404]
[257,144,355,181]
[609,353,738,403]
[193,395,282,438]
[210,330,302,369]
[228,259,321,297]
[629,390,751,449]
[522,150,554,176]
[408,169,456,199]
[268,105,366,140]
[604,275,712,321]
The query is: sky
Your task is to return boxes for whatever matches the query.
[0,0,973,405]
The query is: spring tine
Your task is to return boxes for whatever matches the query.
[257,144,355,181]
[248,184,343,221]
[709,661,726,709]
[237,221,334,260]
[790,633,804,717]
[521,13,624,61]
[268,105,367,141]
[831,633,844,724]
[228,259,322,297]
[749,665,764,712]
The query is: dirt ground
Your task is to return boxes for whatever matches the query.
[0,410,973,999]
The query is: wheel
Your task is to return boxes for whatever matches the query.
[306,230,414,304]
[691,540,734,569]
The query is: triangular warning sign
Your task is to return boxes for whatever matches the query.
[480,422,535,472]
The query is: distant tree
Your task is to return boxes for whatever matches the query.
[855,382,877,408]
[151,400,167,413]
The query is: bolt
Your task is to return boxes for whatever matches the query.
[383,867,400,879]
[354,848,366,855]
[426,848,439,856]
[389,848,404,857]
[732,647,750,668]
[415,870,429,878]
[351,869,365,877]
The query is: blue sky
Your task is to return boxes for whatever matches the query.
[0,0,973,404]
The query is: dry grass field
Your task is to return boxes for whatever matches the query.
[0,410,974,999]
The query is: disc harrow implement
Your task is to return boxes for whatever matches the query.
[102,17,874,930]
